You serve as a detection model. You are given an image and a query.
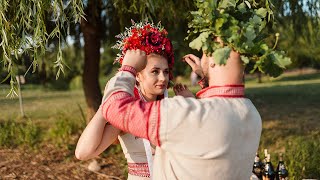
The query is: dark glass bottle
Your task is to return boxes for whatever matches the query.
[263,154,275,180]
[276,153,289,180]
[252,152,264,180]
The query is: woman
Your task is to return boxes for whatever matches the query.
[75,21,192,179]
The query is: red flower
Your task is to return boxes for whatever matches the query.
[146,32,163,47]
[113,21,175,69]
[163,38,173,56]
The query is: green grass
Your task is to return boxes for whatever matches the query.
[0,85,86,127]
[0,71,319,179]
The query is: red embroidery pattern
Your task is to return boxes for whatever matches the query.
[102,91,161,146]
[127,163,150,177]
[196,85,245,98]
[118,65,137,76]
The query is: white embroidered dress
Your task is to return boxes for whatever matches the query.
[117,86,156,179]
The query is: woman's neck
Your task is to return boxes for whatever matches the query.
[137,86,157,102]
[142,93,157,102]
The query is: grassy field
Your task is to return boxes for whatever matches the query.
[0,71,320,179]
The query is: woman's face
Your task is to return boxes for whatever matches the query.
[137,54,169,100]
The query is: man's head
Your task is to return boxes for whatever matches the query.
[201,50,245,86]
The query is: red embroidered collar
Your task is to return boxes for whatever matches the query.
[196,85,245,98]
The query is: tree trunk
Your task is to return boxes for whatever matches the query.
[80,0,103,122]
[257,72,262,83]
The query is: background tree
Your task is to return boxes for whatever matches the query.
[1,0,319,121]
[0,0,195,122]
[273,0,320,70]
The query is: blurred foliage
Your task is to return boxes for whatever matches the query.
[0,0,319,88]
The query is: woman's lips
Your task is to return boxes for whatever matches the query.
[156,85,166,89]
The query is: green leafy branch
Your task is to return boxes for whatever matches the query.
[187,0,291,77]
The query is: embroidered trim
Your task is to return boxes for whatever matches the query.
[196,85,245,98]
[119,65,137,76]
[156,102,161,146]
[102,92,132,115]
[135,86,161,146]
[147,100,161,146]
[127,163,150,177]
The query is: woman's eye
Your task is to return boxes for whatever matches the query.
[152,70,159,74]
[164,70,169,74]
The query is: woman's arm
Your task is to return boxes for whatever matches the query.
[75,107,121,160]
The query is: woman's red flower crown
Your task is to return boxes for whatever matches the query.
[112,21,174,69]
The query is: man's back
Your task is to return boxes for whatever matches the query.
[154,96,262,180]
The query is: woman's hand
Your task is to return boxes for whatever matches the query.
[183,54,204,79]
[173,83,195,98]
[122,49,147,72]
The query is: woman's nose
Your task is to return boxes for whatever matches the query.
[158,72,166,81]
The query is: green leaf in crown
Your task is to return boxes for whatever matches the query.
[187,0,291,77]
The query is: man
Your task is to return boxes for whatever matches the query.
[101,49,262,179]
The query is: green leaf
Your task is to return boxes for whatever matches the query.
[241,55,250,64]
[256,8,268,18]
[244,25,256,43]
[258,53,290,77]
[215,18,225,32]
[219,0,236,9]
[237,3,247,13]
[213,46,232,65]
[271,52,292,68]
[251,15,262,25]
[189,32,210,51]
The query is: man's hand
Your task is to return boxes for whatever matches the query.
[173,83,195,98]
[122,50,147,72]
[183,54,204,79]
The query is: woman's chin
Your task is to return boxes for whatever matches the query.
[155,89,165,95]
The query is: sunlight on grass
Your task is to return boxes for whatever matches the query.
[1,70,319,178]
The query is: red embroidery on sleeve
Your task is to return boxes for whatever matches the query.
[102,91,161,146]
[118,65,137,76]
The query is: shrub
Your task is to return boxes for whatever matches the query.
[0,119,41,147]
[285,135,320,179]
[47,116,79,147]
